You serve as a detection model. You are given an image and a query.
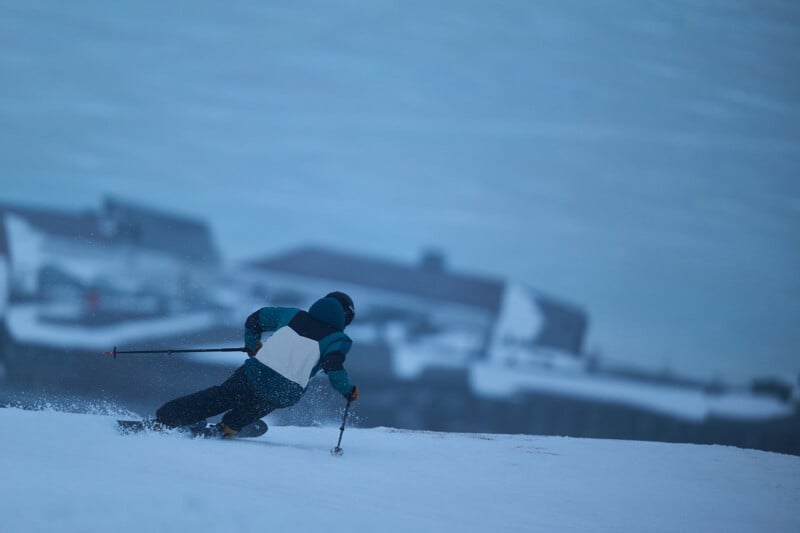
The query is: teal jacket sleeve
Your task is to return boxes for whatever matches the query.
[319,334,353,397]
[243,307,298,352]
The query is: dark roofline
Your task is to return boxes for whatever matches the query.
[247,245,506,312]
[0,202,101,255]
[103,196,210,235]
[0,197,219,263]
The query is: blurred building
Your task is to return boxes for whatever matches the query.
[0,197,229,388]
[245,245,588,374]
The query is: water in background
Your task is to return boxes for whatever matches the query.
[1,0,799,384]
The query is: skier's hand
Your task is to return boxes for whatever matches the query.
[246,342,262,357]
[345,385,359,402]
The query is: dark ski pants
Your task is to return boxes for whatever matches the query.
[155,366,276,431]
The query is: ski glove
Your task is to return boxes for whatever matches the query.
[246,342,263,357]
[346,385,359,402]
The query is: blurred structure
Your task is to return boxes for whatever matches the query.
[0,197,798,455]
[245,245,588,368]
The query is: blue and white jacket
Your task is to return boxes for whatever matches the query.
[242,296,353,407]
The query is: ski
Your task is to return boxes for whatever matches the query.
[234,419,269,438]
[117,419,268,439]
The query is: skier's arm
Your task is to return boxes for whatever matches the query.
[322,351,350,396]
[243,307,297,354]
[320,337,354,397]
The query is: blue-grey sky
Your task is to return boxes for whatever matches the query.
[2,0,799,384]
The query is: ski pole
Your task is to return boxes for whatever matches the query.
[331,399,352,456]
[103,346,247,359]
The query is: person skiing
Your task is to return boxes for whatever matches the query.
[153,291,359,438]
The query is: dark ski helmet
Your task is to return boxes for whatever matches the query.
[326,291,355,326]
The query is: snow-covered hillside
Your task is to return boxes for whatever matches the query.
[2,407,798,533]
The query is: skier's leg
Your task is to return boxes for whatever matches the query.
[221,387,277,431]
[155,367,248,427]
[155,385,230,427]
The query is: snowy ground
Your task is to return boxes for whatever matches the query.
[2,407,798,533]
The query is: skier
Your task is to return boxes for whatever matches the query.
[153,291,359,438]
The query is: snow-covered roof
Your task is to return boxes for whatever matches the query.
[6,304,222,350]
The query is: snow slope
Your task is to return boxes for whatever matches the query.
[2,407,798,533]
